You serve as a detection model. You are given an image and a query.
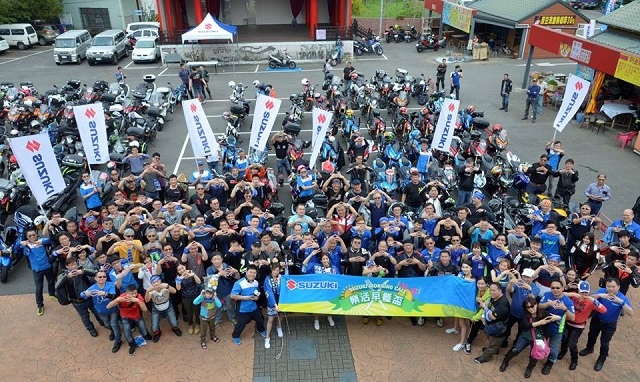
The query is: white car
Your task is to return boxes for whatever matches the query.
[126,29,160,49]
[132,37,160,63]
[0,37,9,54]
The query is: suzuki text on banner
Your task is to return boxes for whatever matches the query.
[73,103,109,164]
[430,99,460,153]
[182,99,218,157]
[10,134,66,206]
[309,108,333,169]
[279,274,476,318]
[552,74,591,133]
[249,95,282,152]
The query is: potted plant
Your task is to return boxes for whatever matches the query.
[546,79,558,92]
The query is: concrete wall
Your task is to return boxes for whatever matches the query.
[160,40,354,64]
[64,0,136,31]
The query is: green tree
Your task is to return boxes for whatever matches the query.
[0,0,64,24]
[352,0,366,17]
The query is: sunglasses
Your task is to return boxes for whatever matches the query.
[125,235,134,238]
[95,276,107,279]
[526,305,536,309]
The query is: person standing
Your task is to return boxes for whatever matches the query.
[189,66,206,101]
[583,173,611,216]
[106,284,152,354]
[525,154,554,204]
[474,282,511,363]
[19,229,56,316]
[553,159,579,205]
[499,73,512,111]
[83,269,122,352]
[342,61,355,94]
[580,278,634,371]
[537,77,547,116]
[198,65,212,100]
[450,65,463,100]
[178,63,191,99]
[537,279,576,375]
[230,264,266,345]
[522,80,541,123]
[436,59,447,92]
[544,141,564,197]
[263,263,284,349]
[115,66,126,84]
[79,172,103,213]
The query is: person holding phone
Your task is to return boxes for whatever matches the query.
[537,280,576,375]
[583,173,611,216]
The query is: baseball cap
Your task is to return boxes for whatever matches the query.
[85,216,97,224]
[196,160,204,166]
[402,239,413,245]
[547,254,561,263]
[578,281,591,293]
[473,191,485,201]
[351,179,361,185]
[521,268,535,278]
[108,255,121,264]
[365,260,376,267]
[150,275,161,283]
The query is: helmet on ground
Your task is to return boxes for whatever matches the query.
[466,105,475,114]
[253,80,260,88]
[384,132,395,142]
[301,78,310,86]
[228,80,236,88]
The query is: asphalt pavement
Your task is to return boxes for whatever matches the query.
[1,40,639,296]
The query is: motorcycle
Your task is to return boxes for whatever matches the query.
[268,49,296,69]
[412,74,429,105]
[0,174,31,225]
[354,36,383,56]
[329,38,344,66]
[167,82,186,113]
[228,81,251,117]
[146,91,169,131]
[416,35,446,52]
[404,25,420,43]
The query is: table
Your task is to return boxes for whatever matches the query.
[600,100,638,130]
[554,73,567,83]
[184,60,219,74]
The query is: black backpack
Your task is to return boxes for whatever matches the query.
[54,275,71,305]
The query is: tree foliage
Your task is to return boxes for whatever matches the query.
[0,0,64,24]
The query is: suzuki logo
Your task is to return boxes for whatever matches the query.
[575,81,583,91]
[286,280,297,290]
[317,114,326,124]
[265,100,275,110]
[26,140,41,153]
[204,23,213,30]
[190,103,197,113]
[448,103,455,112]
[85,108,96,118]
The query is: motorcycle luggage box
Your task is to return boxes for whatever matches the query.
[67,80,82,89]
[131,91,146,100]
[230,104,244,115]
[100,93,116,103]
[284,122,301,136]
[143,74,157,84]
[127,125,146,138]
[156,87,170,95]
[146,107,161,117]
[472,117,490,130]
[62,154,84,168]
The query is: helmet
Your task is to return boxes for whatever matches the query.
[384,132,395,143]
[314,92,321,99]
[222,111,231,120]
[106,161,117,171]
[268,202,285,216]
[420,107,429,116]
[372,109,381,117]
[466,105,475,114]
[10,129,19,137]
[297,164,306,172]
[399,106,408,115]
[470,131,482,141]
[350,71,359,79]
[228,80,236,88]
[13,211,34,229]
[301,78,310,86]
[345,109,354,117]
[129,140,140,148]
[321,160,335,174]
[289,94,299,102]
[34,215,49,230]
[253,80,260,88]
[9,155,17,164]
[492,123,502,133]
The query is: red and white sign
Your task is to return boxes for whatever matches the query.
[10,133,66,206]
[431,99,460,153]
[249,94,282,152]
[309,107,333,169]
[73,103,109,164]
[552,74,591,133]
[182,99,218,157]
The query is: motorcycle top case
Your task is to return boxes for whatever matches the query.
[100,93,116,103]
[146,107,161,118]
[230,104,245,115]
[67,80,82,89]
[284,122,301,136]
[61,154,85,168]
[126,125,146,138]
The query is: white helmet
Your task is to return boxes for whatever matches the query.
[228,80,236,88]
[301,78,310,86]
[129,140,140,148]
[34,215,49,229]
[253,80,260,88]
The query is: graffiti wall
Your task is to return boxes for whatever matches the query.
[160,41,354,65]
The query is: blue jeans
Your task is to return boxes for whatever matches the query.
[99,310,122,343]
[122,317,149,344]
[72,299,104,331]
[276,158,290,177]
[457,189,473,207]
[192,86,205,101]
[524,98,538,119]
[151,304,179,332]
[207,161,221,176]
[537,94,543,115]
[511,333,533,353]
[545,330,563,363]
[33,268,55,308]
[344,79,352,94]
[215,294,237,323]
[501,93,510,109]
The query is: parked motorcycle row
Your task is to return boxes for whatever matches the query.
[383,24,447,53]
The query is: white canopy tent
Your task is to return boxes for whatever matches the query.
[181,13,237,43]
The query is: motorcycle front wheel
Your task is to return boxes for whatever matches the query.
[288,61,297,69]
[330,59,337,66]
[354,48,364,56]
[375,46,384,55]
[434,44,440,52]
[268,61,277,69]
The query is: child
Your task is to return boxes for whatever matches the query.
[137,253,156,291]
[491,259,512,293]
[193,283,221,349]
[507,223,529,256]
[465,241,490,280]
[545,140,564,196]
[564,269,579,292]
[416,141,431,181]
[106,284,152,354]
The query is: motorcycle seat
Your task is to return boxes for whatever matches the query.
[146,107,161,117]
[127,126,146,137]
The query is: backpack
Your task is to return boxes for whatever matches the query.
[54,274,71,305]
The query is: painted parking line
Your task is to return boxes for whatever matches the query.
[0,48,53,65]
[172,134,191,175]
[158,67,324,76]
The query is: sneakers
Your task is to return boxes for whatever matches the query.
[453,343,465,352]
[109,331,115,341]
[230,319,238,325]
[436,318,444,327]
[375,318,384,326]
[233,337,241,345]
[144,333,152,341]
[314,319,320,331]
[327,316,335,327]
[258,330,267,338]
[541,360,554,375]
[152,332,161,343]
[173,328,183,337]
[89,329,99,337]
[445,328,460,334]
[277,327,283,338]
[417,317,425,326]
[129,344,137,355]
[464,343,471,355]
[112,341,122,353]
[265,338,271,349]
[37,306,44,316]
[362,317,370,325]
[474,356,489,364]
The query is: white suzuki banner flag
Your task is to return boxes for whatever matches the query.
[10,134,66,206]
[552,74,591,133]
[249,94,282,152]
[73,103,109,164]
[309,108,334,169]
[430,99,460,153]
[182,99,218,157]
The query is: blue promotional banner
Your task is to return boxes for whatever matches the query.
[279,274,477,318]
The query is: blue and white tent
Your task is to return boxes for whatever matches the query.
[181,13,238,43]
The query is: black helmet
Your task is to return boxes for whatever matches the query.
[268,203,285,216]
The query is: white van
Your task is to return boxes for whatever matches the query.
[54,30,92,65]
[0,24,38,49]
[126,22,160,36]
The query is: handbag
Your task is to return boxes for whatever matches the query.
[530,321,551,360]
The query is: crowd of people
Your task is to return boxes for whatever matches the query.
[14,75,640,377]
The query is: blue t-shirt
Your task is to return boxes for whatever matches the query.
[510,282,540,318]
[540,292,575,334]
[83,282,117,314]
[231,277,260,313]
[539,232,563,256]
[593,288,632,323]
[451,71,461,87]
[421,247,442,263]
[297,176,314,198]
[486,243,508,267]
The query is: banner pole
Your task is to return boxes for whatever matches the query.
[552,130,557,141]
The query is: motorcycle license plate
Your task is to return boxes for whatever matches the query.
[61,55,68,59]
[95,58,101,61]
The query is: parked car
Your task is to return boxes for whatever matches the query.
[126,22,160,36]
[54,29,92,65]
[0,24,37,49]
[132,37,161,63]
[86,29,127,65]
[0,37,9,54]
[126,29,160,50]
[34,24,59,45]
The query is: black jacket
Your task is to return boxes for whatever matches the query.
[55,269,97,303]
[501,79,513,95]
